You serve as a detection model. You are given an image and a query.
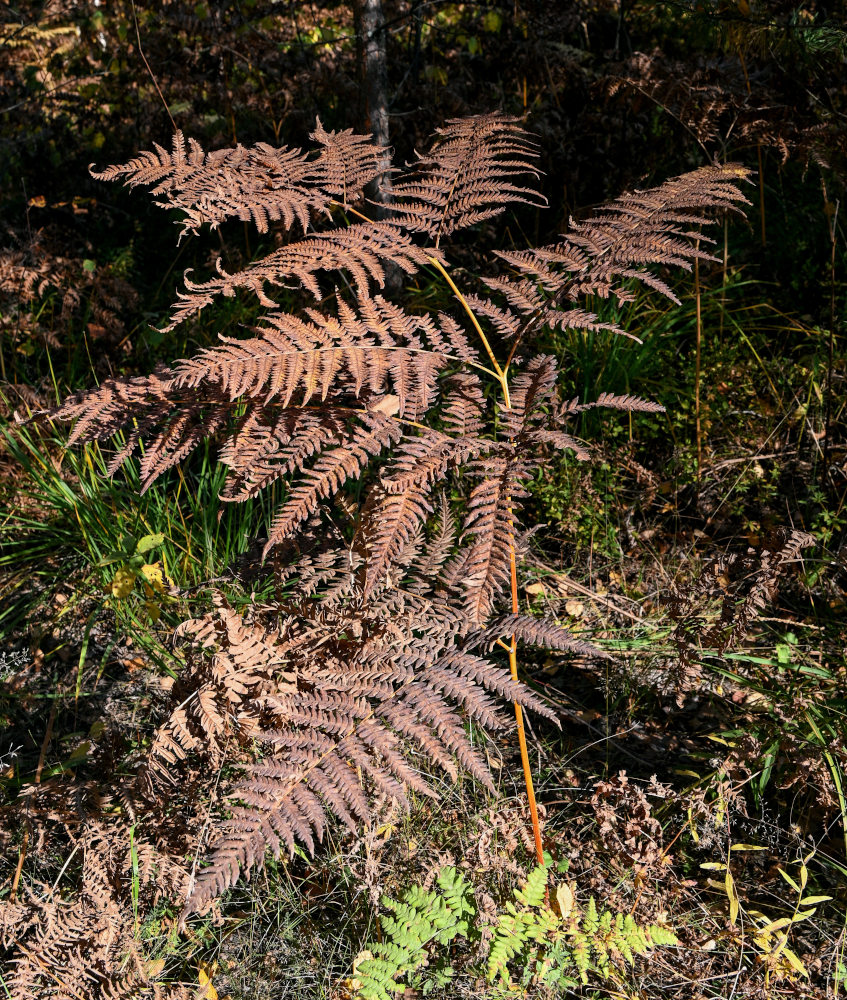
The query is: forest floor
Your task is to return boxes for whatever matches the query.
[1,252,845,998]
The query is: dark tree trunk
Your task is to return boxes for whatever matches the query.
[355,0,401,292]
[356,0,392,210]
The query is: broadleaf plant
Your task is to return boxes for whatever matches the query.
[41,113,750,921]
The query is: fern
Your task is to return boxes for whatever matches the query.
[486,861,680,988]
[34,115,751,919]
[356,867,475,1000]
[486,861,557,982]
[353,862,678,997]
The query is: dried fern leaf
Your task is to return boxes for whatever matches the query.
[90,120,385,239]
[476,614,609,659]
[361,484,434,599]
[311,117,385,206]
[264,411,401,555]
[387,112,545,246]
[406,493,457,592]
[162,223,438,331]
[490,163,752,333]
[172,295,459,417]
[459,453,531,624]
[91,130,327,237]
[219,406,350,503]
[175,600,553,920]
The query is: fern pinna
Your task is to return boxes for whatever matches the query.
[45,114,749,920]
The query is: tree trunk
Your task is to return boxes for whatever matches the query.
[356,0,401,292]
[356,0,392,210]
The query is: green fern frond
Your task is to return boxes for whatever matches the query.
[355,862,679,997]
[487,861,679,988]
[356,866,475,1000]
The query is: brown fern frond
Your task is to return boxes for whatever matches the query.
[525,428,591,461]
[48,292,481,498]
[475,614,609,659]
[406,494,457,592]
[442,358,559,623]
[459,452,532,624]
[387,112,545,246]
[151,599,294,772]
[491,163,752,336]
[91,130,327,237]
[311,117,385,206]
[464,293,523,341]
[162,223,439,331]
[90,121,385,239]
[481,276,631,338]
[585,391,666,413]
[218,407,349,503]
[380,428,496,493]
[361,484,434,598]
[441,371,486,437]
[172,596,554,919]
[433,649,557,723]
[6,822,188,1000]
[171,295,459,417]
[264,411,401,555]
[50,368,170,447]
[137,402,230,492]
[501,354,559,438]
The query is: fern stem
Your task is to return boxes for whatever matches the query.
[509,545,545,865]
[426,256,505,381]
[429,253,544,864]
[329,199,372,223]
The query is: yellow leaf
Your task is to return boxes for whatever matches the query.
[331,950,375,996]
[781,946,809,977]
[198,960,219,1000]
[800,895,832,905]
[110,566,136,598]
[140,562,166,593]
[730,843,766,851]
[777,868,802,893]
[686,806,700,843]
[145,600,161,623]
[145,958,165,978]
[700,862,727,870]
[758,917,792,935]
[725,868,739,925]
[353,950,373,972]
[555,883,574,920]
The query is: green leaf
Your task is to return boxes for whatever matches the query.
[482,10,503,32]
[136,532,165,554]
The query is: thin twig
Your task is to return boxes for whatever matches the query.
[130,0,176,132]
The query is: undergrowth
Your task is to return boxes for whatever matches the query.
[0,9,844,996]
